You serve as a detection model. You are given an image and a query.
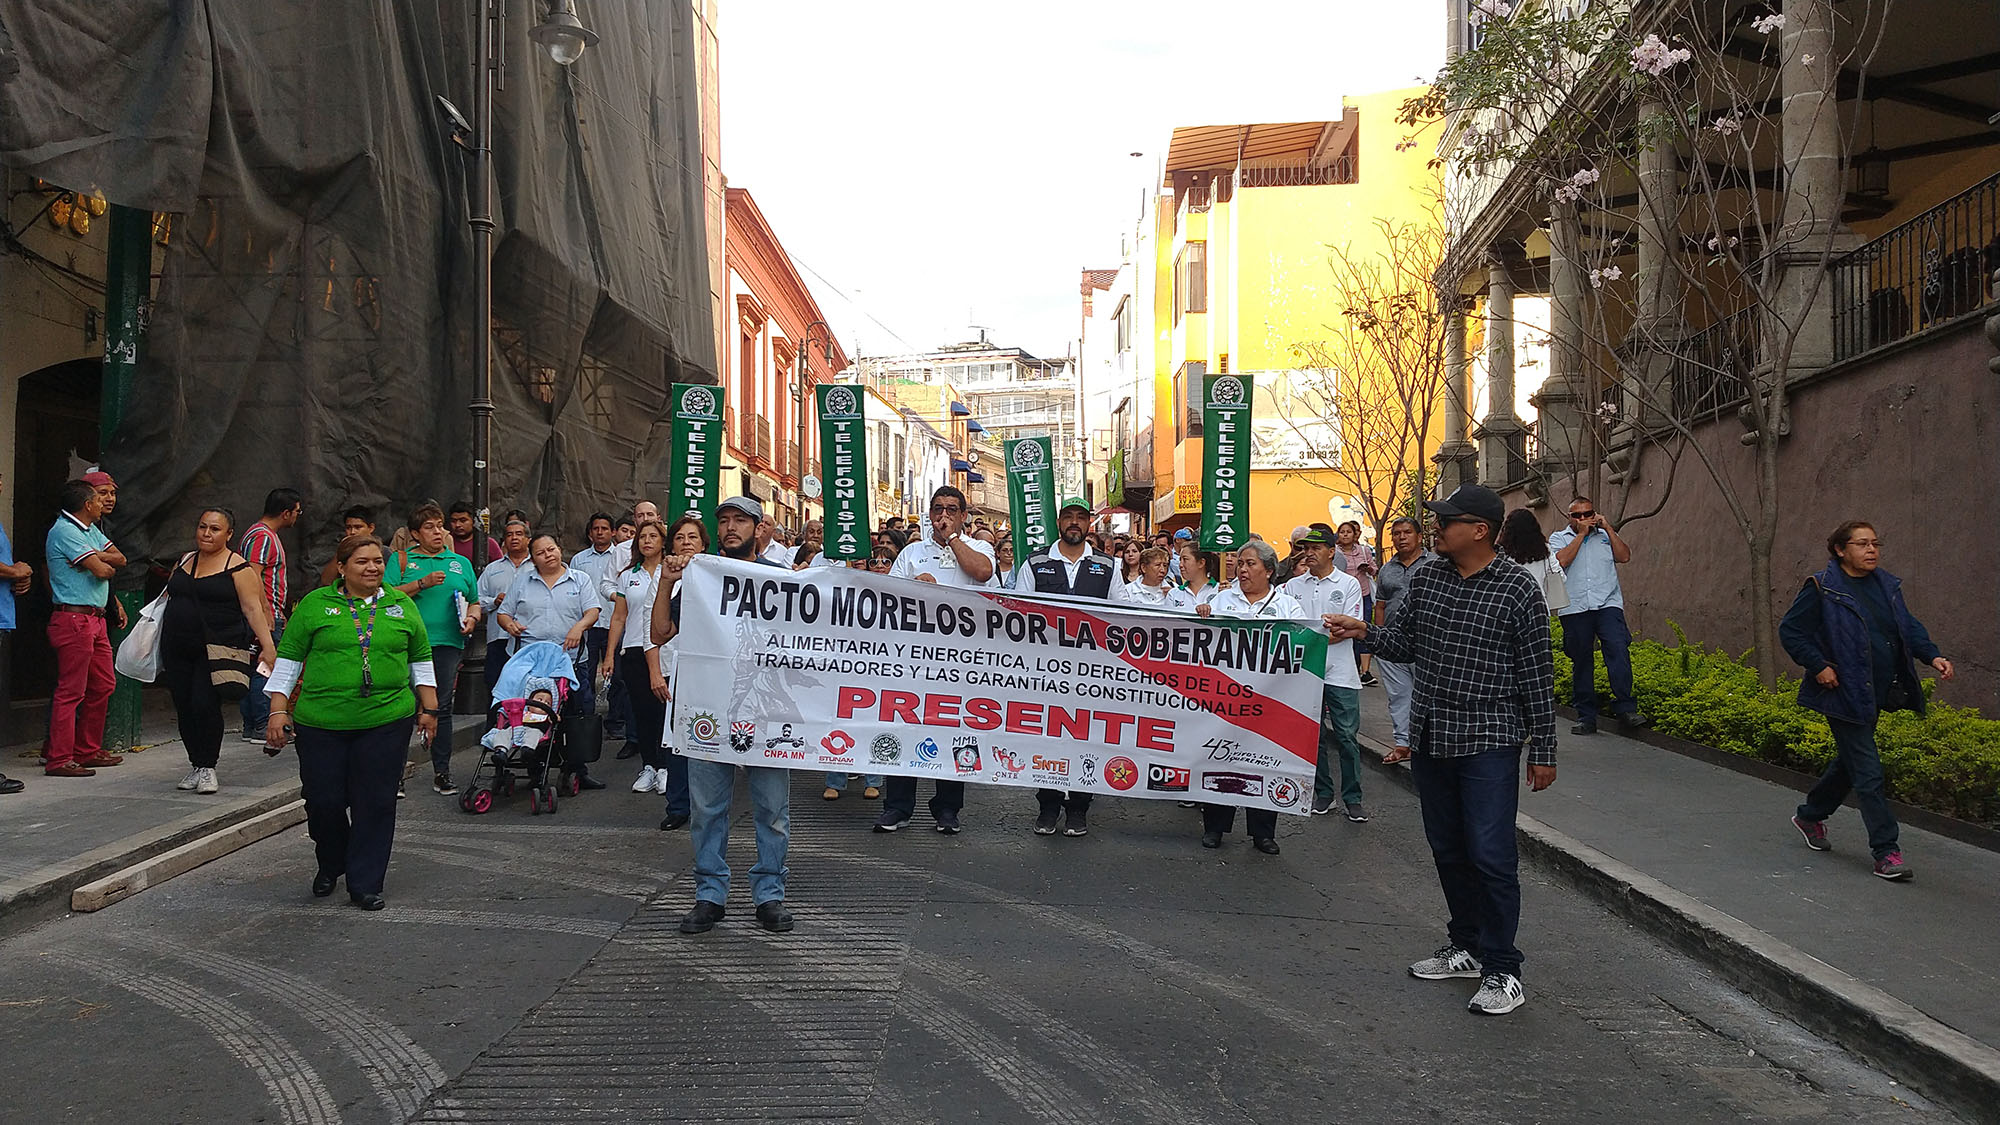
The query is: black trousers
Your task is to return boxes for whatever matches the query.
[883,776,964,819]
[296,717,413,896]
[162,631,226,769]
[1036,788,1092,813]
[1201,802,1278,840]
[618,649,669,770]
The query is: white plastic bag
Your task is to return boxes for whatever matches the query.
[114,589,171,682]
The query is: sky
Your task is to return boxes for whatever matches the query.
[719,0,1446,362]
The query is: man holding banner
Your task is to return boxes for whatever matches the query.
[878,485,997,835]
[1019,497,1122,838]
[679,496,794,936]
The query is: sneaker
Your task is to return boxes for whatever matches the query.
[1408,943,1483,980]
[1033,806,1060,835]
[934,809,961,834]
[1467,972,1525,1015]
[1062,808,1089,837]
[176,768,201,791]
[1343,802,1370,823]
[1873,851,1912,880]
[653,769,672,795]
[1791,815,1829,851]
[1570,722,1598,735]
[1360,672,1379,687]
[872,811,910,833]
[433,773,458,796]
[395,782,407,800]
[240,730,265,743]
[1311,794,1335,816]
[633,766,660,793]
[196,767,219,795]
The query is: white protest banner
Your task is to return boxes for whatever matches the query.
[671,557,1327,813]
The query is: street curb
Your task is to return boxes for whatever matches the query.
[71,800,308,912]
[0,779,303,940]
[1355,731,2000,1123]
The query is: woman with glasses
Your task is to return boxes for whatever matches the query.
[1194,540,1303,855]
[262,534,437,910]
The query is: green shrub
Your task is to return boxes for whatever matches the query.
[1551,619,2000,826]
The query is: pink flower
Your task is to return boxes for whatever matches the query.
[1630,34,1692,77]
[1751,13,1785,34]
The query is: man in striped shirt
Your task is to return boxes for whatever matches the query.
[239,488,301,741]
[1327,484,1556,1017]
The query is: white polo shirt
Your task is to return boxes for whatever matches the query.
[1285,567,1364,689]
[888,535,998,588]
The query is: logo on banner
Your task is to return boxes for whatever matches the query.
[824,386,859,417]
[952,737,983,773]
[1268,776,1304,809]
[822,730,856,755]
[1079,755,1100,784]
[729,721,755,754]
[915,737,942,765]
[680,386,718,419]
[1146,764,1191,792]
[1209,376,1245,407]
[869,733,901,765]
[1201,771,1266,798]
[765,723,804,750]
[1031,755,1069,777]
[991,747,1025,774]
[686,712,720,749]
[1205,737,1285,768]
[1104,756,1139,791]
[1011,441,1046,470]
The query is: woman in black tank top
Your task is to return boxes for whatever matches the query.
[160,508,279,793]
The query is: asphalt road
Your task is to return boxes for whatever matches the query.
[0,756,1959,1124]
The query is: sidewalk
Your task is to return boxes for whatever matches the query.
[1356,688,2000,1110]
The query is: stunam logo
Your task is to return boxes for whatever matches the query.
[822,730,856,757]
[1145,764,1190,793]
[729,721,755,754]
[1103,756,1139,792]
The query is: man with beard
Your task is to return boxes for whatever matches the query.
[1017,497,1121,837]
[680,496,794,935]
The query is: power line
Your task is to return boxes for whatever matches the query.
[785,252,922,354]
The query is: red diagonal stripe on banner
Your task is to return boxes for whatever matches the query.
[987,593,1319,764]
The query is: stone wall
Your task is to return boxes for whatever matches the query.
[1504,318,1998,715]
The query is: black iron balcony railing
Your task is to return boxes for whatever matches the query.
[1669,305,1759,421]
[1832,171,1999,362]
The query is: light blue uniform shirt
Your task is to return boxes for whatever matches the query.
[46,513,110,607]
[1547,526,1624,613]
[478,555,531,644]
[569,545,618,618]
[502,567,601,645]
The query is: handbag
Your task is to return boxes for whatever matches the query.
[206,641,256,701]
[1538,558,1570,614]
[113,588,172,682]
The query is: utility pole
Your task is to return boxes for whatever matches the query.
[99,204,150,752]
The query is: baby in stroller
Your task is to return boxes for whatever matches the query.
[460,641,597,815]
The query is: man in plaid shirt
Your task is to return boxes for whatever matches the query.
[1327,483,1556,1017]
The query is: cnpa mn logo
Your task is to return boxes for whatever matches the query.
[823,386,859,417]
[680,386,718,419]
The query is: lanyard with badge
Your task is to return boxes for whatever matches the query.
[344,592,379,696]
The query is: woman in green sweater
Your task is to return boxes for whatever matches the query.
[262,534,438,910]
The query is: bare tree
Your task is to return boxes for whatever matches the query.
[1273,191,1457,544]
[1399,0,1894,685]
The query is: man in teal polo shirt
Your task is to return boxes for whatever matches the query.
[44,479,127,777]
[386,502,480,796]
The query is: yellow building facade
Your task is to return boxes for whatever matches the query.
[1141,87,1443,547]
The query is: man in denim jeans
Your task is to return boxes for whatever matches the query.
[678,496,793,936]
[1547,496,1649,735]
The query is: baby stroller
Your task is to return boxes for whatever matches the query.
[461,641,601,815]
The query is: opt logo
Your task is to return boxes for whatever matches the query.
[1145,764,1190,793]
[1103,756,1139,791]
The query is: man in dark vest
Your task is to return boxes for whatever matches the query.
[1018,497,1120,837]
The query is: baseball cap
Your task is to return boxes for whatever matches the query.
[1424,483,1505,526]
[716,495,763,522]
[1058,497,1089,515]
[1296,526,1334,545]
[1173,528,1192,540]
[82,470,116,488]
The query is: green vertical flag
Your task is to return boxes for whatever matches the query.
[1199,372,1252,552]
[817,384,871,560]
[1005,436,1057,566]
[1107,448,1125,509]
[668,383,727,543]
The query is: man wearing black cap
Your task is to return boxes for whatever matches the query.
[679,495,794,935]
[1326,483,1556,1017]
[1018,497,1121,837]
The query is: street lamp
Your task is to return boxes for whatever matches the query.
[529,0,599,65]
[445,0,597,566]
[798,319,836,520]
